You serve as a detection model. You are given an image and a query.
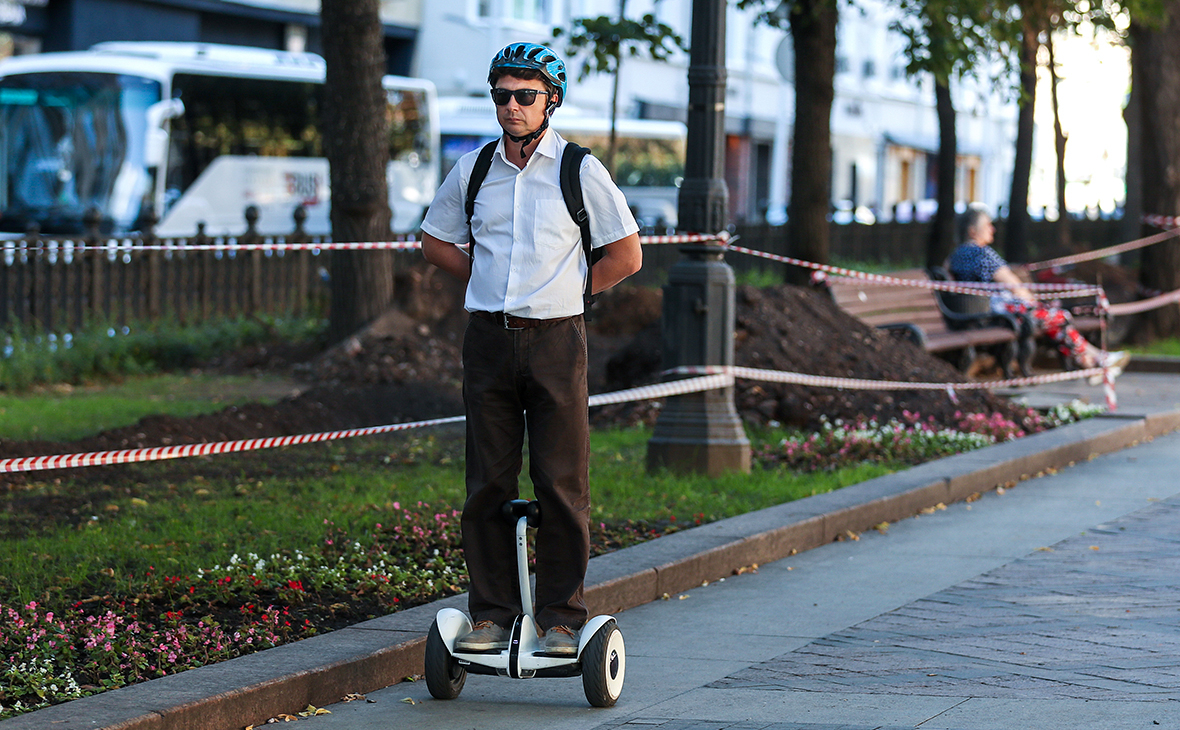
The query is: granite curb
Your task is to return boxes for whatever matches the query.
[6,408,1179,730]
[1125,354,1180,374]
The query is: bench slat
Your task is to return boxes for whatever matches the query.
[829,271,1017,356]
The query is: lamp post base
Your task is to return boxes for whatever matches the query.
[646,388,751,477]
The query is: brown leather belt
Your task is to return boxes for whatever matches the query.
[472,310,560,330]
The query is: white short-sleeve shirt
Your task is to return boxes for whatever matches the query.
[421,128,639,319]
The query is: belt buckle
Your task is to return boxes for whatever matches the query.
[498,312,525,331]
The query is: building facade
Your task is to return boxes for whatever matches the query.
[0,0,421,75]
[0,0,1022,228]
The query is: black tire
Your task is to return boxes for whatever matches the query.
[425,620,466,700]
[581,621,625,707]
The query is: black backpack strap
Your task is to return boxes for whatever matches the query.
[465,140,498,266]
[559,142,597,315]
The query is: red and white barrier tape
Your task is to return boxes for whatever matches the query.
[668,364,1110,394]
[1105,287,1180,316]
[728,245,1104,297]
[637,232,729,245]
[0,374,730,475]
[1144,214,1180,229]
[64,239,423,252]
[0,415,463,475]
[1025,224,1180,271]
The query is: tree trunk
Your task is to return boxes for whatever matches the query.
[1004,23,1038,264]
[321,0,394,343]
[606,0,627,178]
[1131,6,1180,339]
[785,0,837,285]
[1045,31,1071,250]
[927,79,957,269]
[1122,32,1144,247]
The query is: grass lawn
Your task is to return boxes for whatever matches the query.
[1131,336,1180,357]
[0,423,891,609]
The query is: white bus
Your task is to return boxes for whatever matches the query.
[0,42,439,237]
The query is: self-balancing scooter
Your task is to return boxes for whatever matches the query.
[424,499,626,707]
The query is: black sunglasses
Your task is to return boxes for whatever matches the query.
[491,88,553,106]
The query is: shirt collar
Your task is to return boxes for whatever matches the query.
[495,127,562,163]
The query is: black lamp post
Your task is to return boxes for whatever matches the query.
[647,0,751,476]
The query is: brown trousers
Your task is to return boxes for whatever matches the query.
[461,313,590,632]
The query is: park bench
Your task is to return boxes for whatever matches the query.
[827,268,1028,378]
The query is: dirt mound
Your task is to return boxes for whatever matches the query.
[730,285,1011,428]
[601,283,1017,430]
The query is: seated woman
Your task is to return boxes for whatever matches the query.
[948,207,1128,377]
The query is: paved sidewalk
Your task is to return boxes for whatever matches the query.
[312,426,1180,730]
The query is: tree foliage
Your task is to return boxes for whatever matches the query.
[556,8,686,79]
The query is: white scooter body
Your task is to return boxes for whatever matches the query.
[426,499,626,705]
[434,608,617,677]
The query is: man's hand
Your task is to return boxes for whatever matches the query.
[591,232,642,294]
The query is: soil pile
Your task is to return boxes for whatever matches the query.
[598,284,1016,430]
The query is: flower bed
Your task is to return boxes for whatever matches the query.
[759,402,1103,472]
[0,502,658,717]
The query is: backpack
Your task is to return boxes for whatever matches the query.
[464,139,603,315]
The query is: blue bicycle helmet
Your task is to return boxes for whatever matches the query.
[488,42,568,157]
[489,42,567,108]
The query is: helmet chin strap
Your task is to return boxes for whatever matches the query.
[507,99,558,159]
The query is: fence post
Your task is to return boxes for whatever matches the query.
[646,241,751,476]
[243,205,263,314]
[141,208,162,320]
[83,209,103,330]
[194,222,211,321]
[289,206,311,316]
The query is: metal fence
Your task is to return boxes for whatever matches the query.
[0,208,344,335]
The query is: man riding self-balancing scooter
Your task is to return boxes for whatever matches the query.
[419,40,642,708]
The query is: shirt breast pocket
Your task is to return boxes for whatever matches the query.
[533,199,574,250]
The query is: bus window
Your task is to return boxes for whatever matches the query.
[560,135,685,187]
[0,72,161,233]
[165,73,322,208]
[387,88,431,167]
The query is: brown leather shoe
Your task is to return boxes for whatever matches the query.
[542,625,579,656]
[455,620,509,651]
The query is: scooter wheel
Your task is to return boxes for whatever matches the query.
[581,620,625,707]
[425,620,466,700]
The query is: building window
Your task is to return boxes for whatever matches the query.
[862,59,876,79]
[478,0,493,17]
[510,0,550,23]
[836,55,850,74]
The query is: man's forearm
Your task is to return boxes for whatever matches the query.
[422,234,472,284]
[591,234,642,294]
